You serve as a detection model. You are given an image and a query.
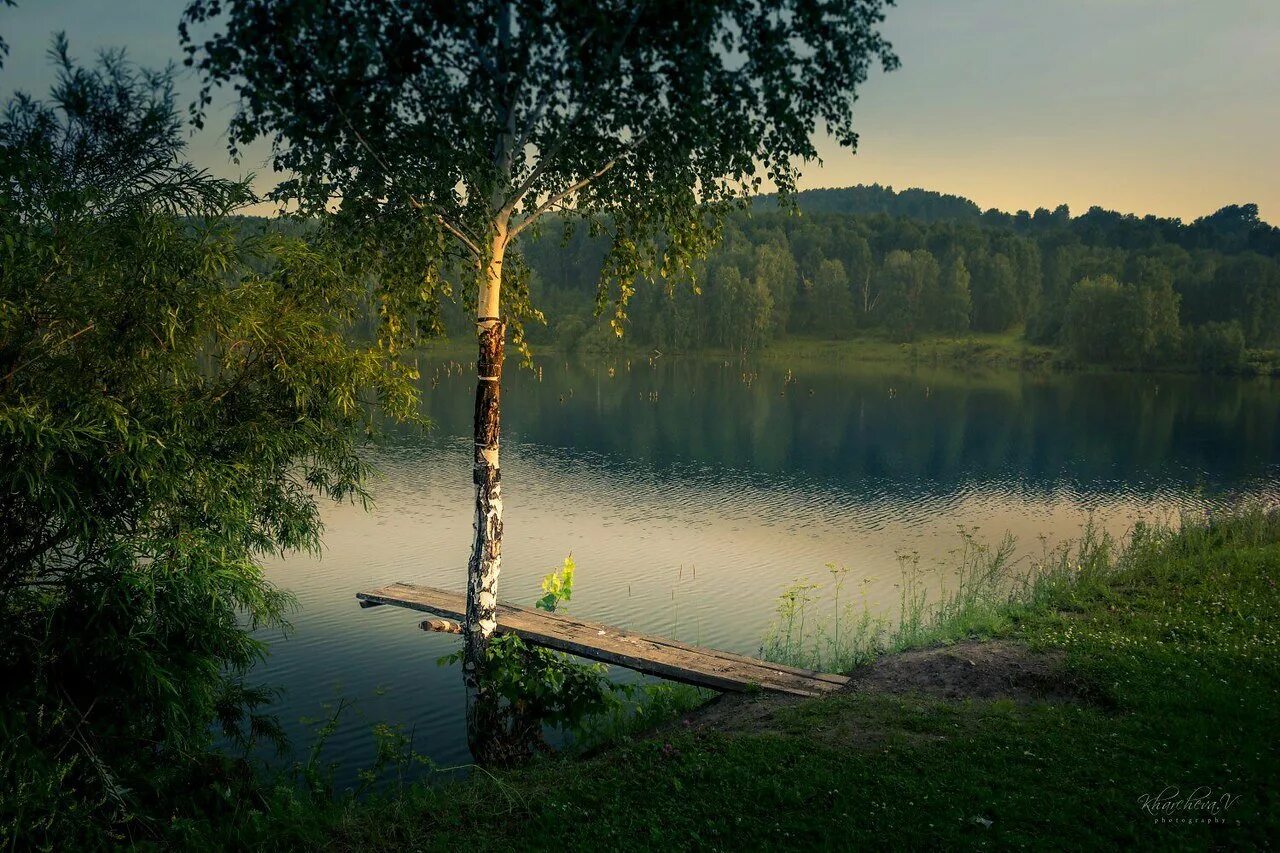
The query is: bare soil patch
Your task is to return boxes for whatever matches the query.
[677,640,1100,737]
[843,640,1087,704]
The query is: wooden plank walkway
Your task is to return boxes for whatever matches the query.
[356,582,849,697]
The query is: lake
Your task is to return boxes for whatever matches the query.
[257,348,1280,775]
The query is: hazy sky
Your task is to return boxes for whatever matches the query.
[3,1,1277,221]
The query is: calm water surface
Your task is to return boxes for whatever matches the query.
[257,351,1280,773]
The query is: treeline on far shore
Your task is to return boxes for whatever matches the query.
[529,188,1280,375]
[243,184,1280,375]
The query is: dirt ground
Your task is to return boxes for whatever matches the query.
[681,640,1101,736]
[844,640,1083,703]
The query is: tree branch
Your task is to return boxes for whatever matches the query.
[488,0,522,222]
[511,26,598,155]
[332,99,484,258]
[509,156,621,239]
[1,323,95,385]
[407,199,484,258]
[499,5,645,221]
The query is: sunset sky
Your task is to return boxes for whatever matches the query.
[3,0,1277,221]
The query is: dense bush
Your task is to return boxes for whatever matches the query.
[0,44,420,846]
[1062,275,1180,367]
[1186,322,1247,373]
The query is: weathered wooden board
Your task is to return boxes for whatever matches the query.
[356,582,849,697]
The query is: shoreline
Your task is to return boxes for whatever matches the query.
[419,332,1280,379]
[193,505,1280,849]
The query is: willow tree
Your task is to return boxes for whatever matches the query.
[1,42,423,836]
[181,0,896,684]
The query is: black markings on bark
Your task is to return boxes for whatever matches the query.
[464,317,506,763]
[472,318,505,468]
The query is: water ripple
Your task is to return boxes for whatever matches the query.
[249,354,1280,781]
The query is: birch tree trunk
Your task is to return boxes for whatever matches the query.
[465,233,507,663]
[464,232,506,761]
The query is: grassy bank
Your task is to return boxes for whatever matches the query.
[439,328,1060,370]
[425,326,1280,377]
[746,330,1060,372]
[744,330,1279,376]
[169,506,1280,850]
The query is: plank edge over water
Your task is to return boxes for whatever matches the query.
[357,582,849,697]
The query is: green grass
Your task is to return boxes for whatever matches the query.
[761,530,1038,672]
[749,329,1059,372]
[421,329,1060,372]
[426,330,1280,377]
[161,505,1280,850]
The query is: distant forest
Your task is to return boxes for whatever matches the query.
[515,185,1280,372]
[260,184,1280,372]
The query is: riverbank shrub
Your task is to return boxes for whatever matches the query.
[1186,321,1247,373]
[0,45,421,847]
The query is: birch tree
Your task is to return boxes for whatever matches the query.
[181,0,896,732]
